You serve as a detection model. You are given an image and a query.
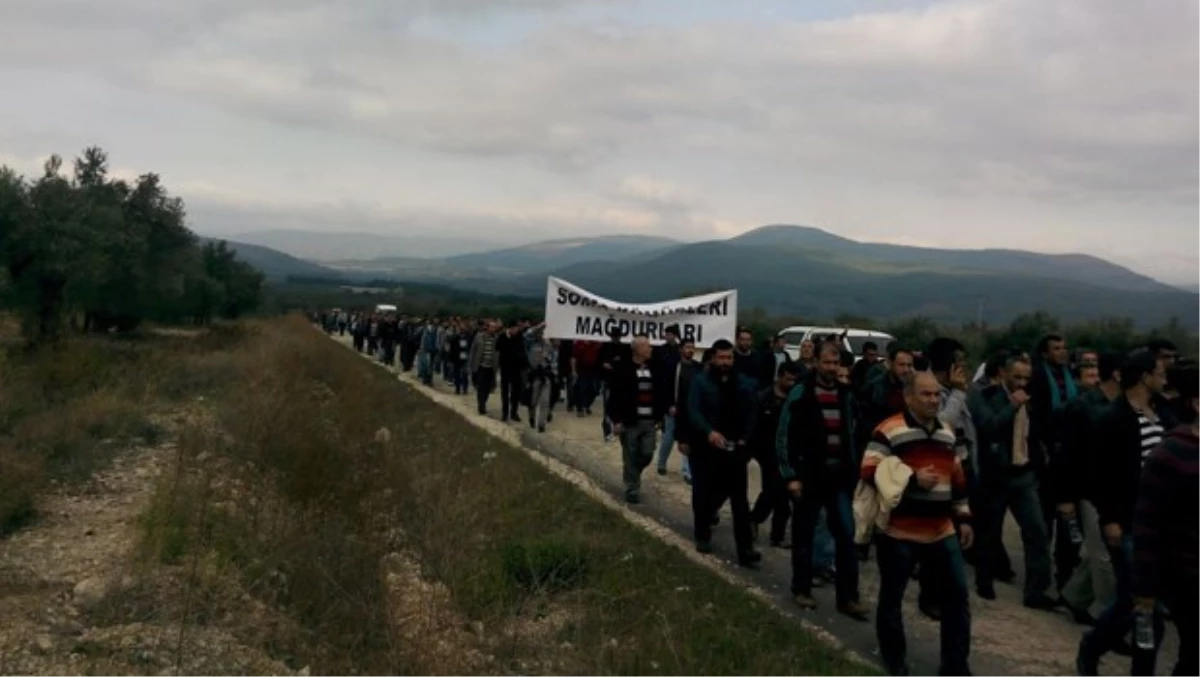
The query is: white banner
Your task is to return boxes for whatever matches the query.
[543,277,738,348]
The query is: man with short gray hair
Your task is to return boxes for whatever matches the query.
[864,370,974,676]
[608,335,667,504]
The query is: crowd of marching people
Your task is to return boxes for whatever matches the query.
[314,307,1196,677]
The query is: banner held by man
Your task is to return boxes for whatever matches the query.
[543,276,738,348]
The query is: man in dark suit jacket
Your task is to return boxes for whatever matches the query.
[969,354,1056,608]
[688,339,760,568]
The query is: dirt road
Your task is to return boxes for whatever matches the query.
[334,336,1176,675]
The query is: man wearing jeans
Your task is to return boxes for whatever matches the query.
[607,335,666,504]
[1057,352,1122,623]
[862,372,974,676]
[416,319,439,386]
[656,336,695,478]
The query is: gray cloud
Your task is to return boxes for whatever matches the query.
[0,0,1196,281]
[5,0,1194,202]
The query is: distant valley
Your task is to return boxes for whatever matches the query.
[214,225,1198,328]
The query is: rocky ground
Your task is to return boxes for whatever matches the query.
[0,421,298,676]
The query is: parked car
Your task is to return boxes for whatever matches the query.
[776,325,895,362]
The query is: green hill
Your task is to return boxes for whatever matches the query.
[729,225,1174,293]
[444,235,680,273]
[532,239,1198,328]
[202,238,342,282]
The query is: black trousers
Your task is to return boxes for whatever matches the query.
[1039,476,1080,590]
[750,446,791,543]
[691,444,753,554]
[500,369,524,419]
[475,369,496,414]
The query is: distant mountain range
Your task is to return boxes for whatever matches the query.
[531,237,1194,327]
[202,238,341,282]
[224,229,510,261]
[215,225,1198,328]
[725,225,1172,293]
[441,235,679,273]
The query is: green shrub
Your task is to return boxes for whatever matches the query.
[501,537,589,593]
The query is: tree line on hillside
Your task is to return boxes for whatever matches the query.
[738,307,1195,362]
[272,276,540,322]
[0,147,263,344]
[294,269,1194,361]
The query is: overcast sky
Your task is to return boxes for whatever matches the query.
[1,0,1197,282]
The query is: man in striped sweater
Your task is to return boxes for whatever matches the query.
[862,371,974,677]
[467,321,500,416]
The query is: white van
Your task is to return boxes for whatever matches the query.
[776,326,895,362]
[374,304,398,314]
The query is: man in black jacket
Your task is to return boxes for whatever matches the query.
[859,344,915,437]
[599,328,631,442]
[1057,352,1122,623]
[657,337,696,481]
[379,314,398,366]
[733,327,774,390]
[608,335,667,504]
[496,322,528,422]
[1029,333,1081,594]
[1077,349,1177,676]
[1132,366,1197,677]
[652,325,683,476]
[687,339,760,567]
[777,342,869,620]
[850,341,882,393]
[969,354,1057,608]
[750,361,802,548]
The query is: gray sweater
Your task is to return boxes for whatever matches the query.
[468,332,499,375]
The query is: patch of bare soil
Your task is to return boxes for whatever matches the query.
[382,549,492,674]
[381,547,595,676]
[0,422,295,676]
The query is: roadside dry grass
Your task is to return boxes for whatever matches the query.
[129,316,869,675]
[0,323,250,537]
[3,314,869,674]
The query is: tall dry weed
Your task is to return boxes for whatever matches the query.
[137,317,410,673]
[0,334,167,532]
